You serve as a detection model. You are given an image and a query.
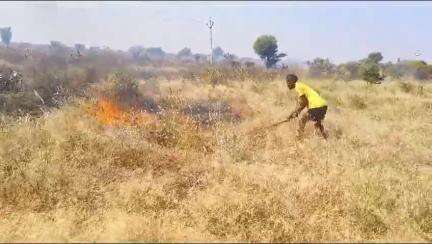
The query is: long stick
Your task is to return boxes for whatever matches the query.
[249,117,292,135]
[262,118,291,130]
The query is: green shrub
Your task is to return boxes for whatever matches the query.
[359,62,382,84]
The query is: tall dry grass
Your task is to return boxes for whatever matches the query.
[0,77,431,242]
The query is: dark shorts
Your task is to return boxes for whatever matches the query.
[308,106,327,122]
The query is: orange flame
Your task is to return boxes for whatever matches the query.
[88,97,156,127]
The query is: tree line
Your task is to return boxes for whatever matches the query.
[253,34,432,83]
[1,26,431,83]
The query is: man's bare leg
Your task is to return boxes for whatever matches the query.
[297,112,309,140]
[314,120,328,140]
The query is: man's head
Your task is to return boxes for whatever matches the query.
[286,74,298,90]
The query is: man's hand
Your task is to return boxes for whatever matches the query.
[288,95,308,120]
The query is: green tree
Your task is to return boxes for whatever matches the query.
[0,27,12,47]
[253,35,286,68]
[359,52,385,84]
[367,52,383,63]
[359,62,382,83]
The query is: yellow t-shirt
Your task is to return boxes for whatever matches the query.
[295,82,327,109]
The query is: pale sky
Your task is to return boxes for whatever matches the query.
[0,1,430,63]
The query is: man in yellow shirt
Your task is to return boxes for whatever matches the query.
[286,74,328,140]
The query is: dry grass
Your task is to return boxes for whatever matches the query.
[0,78,431,242]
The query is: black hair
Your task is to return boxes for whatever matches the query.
[286,74,298,82]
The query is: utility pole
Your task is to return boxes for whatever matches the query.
[206,17,214,65]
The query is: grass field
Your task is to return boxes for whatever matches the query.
[0,77,431,242]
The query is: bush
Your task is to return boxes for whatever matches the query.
[336,62,360,81]
[29,71,74,107]
[307,57,336,78]
[414,66,431,80]
[0,67,23,93]
[359,62,382,84]
[109,71,138,97]
[383,62,404,80]
[105,71,160,113]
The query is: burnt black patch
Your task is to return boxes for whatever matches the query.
[182,100,241,126]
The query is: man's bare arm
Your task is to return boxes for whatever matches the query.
[288,95,308,119]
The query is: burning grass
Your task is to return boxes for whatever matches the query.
[0,78,431,242]
[87,97,157,127]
